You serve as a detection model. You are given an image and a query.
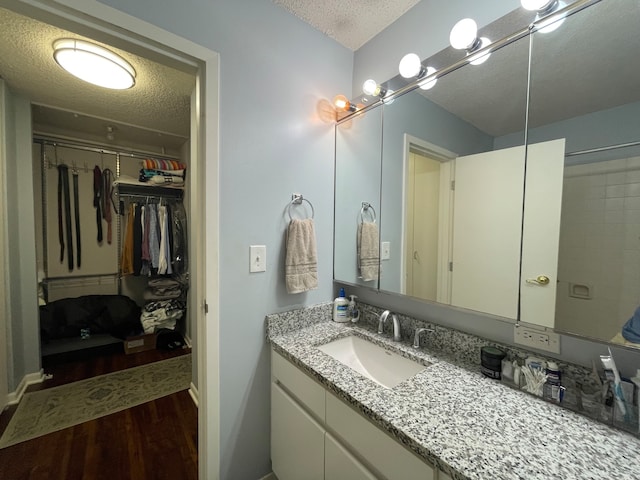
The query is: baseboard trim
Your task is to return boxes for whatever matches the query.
[6,369,45,405]
[257,474,276,480]
[188,381,199,407]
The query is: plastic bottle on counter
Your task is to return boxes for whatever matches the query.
[333,288,349,323]
[543,361,563,402]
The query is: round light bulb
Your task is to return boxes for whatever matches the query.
[469,37,491,65]
[362,79,379,96]
[398,53,422,79]
[419,66,437,90]
[333,94,349,110]
[449,18,478,50]
[521,0,554,11]
[536,1,566,33]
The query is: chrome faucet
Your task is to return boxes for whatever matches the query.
[378,310,401,342]
[413,327,435,349]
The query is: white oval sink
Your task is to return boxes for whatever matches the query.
[317,335,429,388]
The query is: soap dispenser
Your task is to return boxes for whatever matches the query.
[348,295,360,323]
[333,288,349,323]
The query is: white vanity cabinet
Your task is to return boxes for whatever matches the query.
[271,349,443,480]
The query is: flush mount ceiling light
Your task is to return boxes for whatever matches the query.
[449,18,491,66]
[53,39,136,89]
[521,0,567,33]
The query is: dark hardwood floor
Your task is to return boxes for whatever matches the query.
[0,345,198,480]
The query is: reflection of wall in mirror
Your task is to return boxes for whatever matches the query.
[556,156,640,344]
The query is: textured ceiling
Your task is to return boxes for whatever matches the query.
[0,6,193,148]
[273,0,420,51]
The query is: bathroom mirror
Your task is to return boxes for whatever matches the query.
[334,0,640,346]
[524,0,640,346]
[334,106,383,286]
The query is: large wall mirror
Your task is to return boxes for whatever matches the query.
[334,0,640,348]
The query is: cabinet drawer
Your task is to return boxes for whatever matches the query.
[326,392,435,480]
[271,349,325,421]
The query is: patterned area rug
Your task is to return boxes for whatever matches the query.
[0,354,191,449]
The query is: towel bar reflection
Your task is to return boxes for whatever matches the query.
[287,194,315,220]
[360,202,377,223]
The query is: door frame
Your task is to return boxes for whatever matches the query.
[401,134,456,299]
[0,1,220,478]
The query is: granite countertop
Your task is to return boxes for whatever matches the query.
[268,317,640,480]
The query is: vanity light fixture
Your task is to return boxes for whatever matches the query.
[362,79,387,98]
[521,0,567,33]
[398,53,437,90]
[53,39,136,89]
[449,18,491,66]
[333,94,357,112]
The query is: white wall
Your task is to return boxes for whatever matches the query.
[92,1,351,478]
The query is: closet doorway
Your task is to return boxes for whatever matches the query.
[0,0,219,477]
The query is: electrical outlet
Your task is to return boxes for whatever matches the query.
[514,325,560,354]
[381,241,391,260]
[250,245,266,273]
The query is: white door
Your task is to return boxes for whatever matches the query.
[451,145,526,319]
[520,139,565,328]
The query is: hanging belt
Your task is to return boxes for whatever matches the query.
[93,166,103,243]
[57,165,65,262]
[72,169,81,268]
[58,164,74,271]
[102,168,113,244]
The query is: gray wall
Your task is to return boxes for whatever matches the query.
[2,88,40,390]
[96,0,351,478]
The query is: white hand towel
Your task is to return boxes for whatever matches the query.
[285,218,318,294]
[357,221,379,282]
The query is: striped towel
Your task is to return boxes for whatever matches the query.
[142,159,187,171]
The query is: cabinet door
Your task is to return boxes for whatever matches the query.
[326,393,435,479]
[271,382,324,480]
[325,432,377,480]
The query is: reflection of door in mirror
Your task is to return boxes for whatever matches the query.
[403,143,453,304]
[450,145,525,320]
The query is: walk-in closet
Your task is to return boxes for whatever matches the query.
[33,121,192,363]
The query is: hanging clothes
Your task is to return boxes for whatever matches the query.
[93,166,103,243]
[72,169,81,268]
[57,164,74,271]
[133,204,143,275]
[102,168,114,244]
[121,203,135,275]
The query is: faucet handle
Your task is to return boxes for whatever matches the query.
[413,327,435,349]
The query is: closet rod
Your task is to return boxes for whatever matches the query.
[43,273,118,282]
[117,192,183,201]
[565,140,640,157]
[33,136,181,161]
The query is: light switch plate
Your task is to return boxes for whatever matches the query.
[381,241,390,260]
[250,245,266,273]
[514,325,560,354]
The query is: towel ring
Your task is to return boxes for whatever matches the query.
[360,202,376,223]
[287,194,315,221]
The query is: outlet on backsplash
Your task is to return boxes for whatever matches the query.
[514,324,560,354]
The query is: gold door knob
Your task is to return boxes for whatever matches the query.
[526,275,550,286]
